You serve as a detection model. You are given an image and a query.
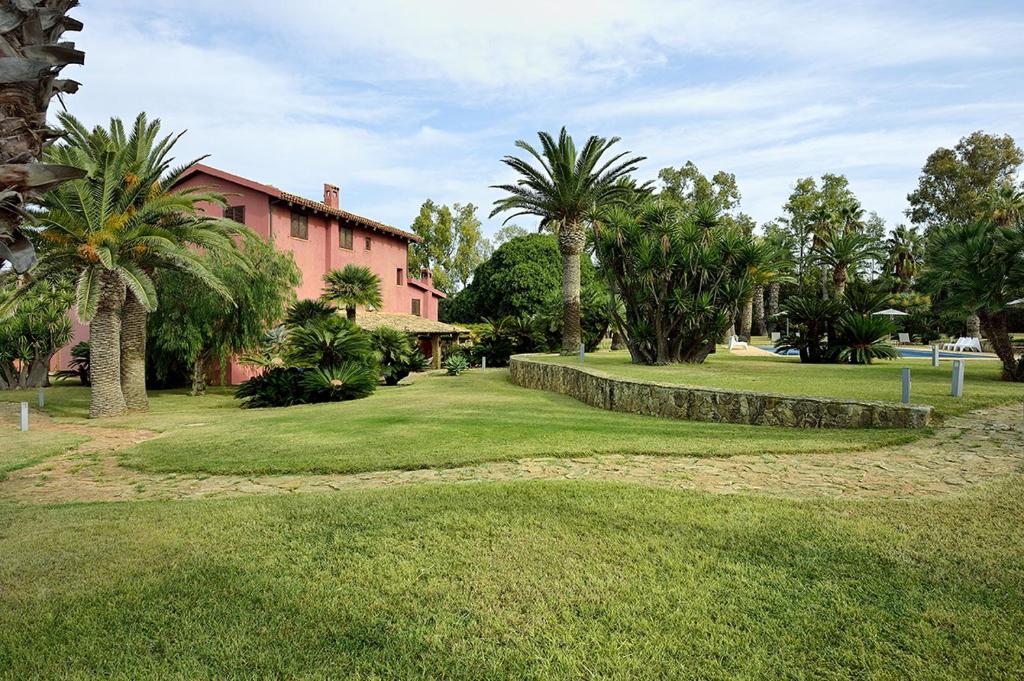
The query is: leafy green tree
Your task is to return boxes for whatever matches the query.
[442,233,602,323]
[147,236,300,395]
[812,231,883,298]
[778,174,858,289]
[907,132,1023,232]
[491,128,644,355]
[408,200,490,293]
[0,280,73,389]
[322,264,382,321]
[492,224,528,246]
[658,162,740,213]
[34,113,241,417]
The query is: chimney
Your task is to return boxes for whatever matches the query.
[323,183,340,209]
[420,267,433,287]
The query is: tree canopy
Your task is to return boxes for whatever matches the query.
[407,200,490,294]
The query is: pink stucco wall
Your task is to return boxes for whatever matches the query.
[54,166,445,385]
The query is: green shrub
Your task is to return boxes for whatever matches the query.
[370,326,429,385]
[832,313,898,364]
[235,367,309,408]
[442,354,469,375]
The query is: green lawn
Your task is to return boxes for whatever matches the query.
[532,350,1021,417]
[2,372,916,477]
[1,479,1022,678]
[0,430,85,481]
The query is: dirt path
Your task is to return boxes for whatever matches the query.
[1,402,1021,504]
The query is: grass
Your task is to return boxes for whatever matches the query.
[1,479,1022,679]
[0,430,85,481]
[533,350,1022,417]
[4,372,916,477]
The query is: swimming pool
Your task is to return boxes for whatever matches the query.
[758,346,998,360]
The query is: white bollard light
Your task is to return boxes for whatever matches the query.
[579,342,585,363]
[482,356,487,369]
[950,360,965,397]
[931,344,939,367]
[901,367,911,404]
[38,386,44,408]
[20,402,28,432]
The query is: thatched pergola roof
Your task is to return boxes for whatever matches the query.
[354,312,467,336]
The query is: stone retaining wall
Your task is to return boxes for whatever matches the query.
[509,356,931,429]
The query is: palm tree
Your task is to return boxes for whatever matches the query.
[490,128,644,355]
[985,182,1024,227]
[0,1,84,273]
[883,225,922,292]
[812,231,883,298]
[322,264,382,321]
[34,113,240,417]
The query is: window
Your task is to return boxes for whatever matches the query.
[224,205,245,224]
[364,236,372,251]
[411,299,421,316]
[396,268,404,286]
[339,225,353,250]
[290,212,308,240]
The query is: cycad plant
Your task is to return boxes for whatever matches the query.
[33,113,245,416]
[369,326,428,385]
[0,1,84,272]
[322,264,382,321]
[832,313,898,365]
[774,294,844,363]
[491,127,644,355]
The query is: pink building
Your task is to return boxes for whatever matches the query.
[53,164,451,384]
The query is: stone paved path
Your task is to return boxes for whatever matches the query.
[1,402,1021,504]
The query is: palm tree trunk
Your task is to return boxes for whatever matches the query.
[834,266,848,298]
[978,311,1021,381]
[753,285,766,336]
[966,314,981,339]
[120,290,149,411]
[558,223,585,355]
[191,352,207,396]
[767,282,780,332]
[610,330,625,351]
[89,271,127,418]
[739,296,753,339]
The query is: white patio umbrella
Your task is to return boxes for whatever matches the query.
[769,311,789,335]
[872,308,909,341]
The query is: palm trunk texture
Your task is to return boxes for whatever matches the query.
[558,224,585,355]
[120,290,149,410]
[89,271,127,418]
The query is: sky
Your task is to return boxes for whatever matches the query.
[64,0,1024,238]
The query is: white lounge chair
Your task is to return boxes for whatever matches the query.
[897,333,911,345]
[958,337,982,352]
[770,331,781,343]
[943,337,964,351]
[728,335,748,351]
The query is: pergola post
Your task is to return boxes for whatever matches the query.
[431,334,441,369]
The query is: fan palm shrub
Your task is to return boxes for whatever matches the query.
[370,326,428,385]
[55,341,90,386]
[490,127,644,355]
[831,313,898,364]
[0,1,84,272]
[285,299,336,327]
[812,230,883,298]
[322,265,382,321]
[33,113,245,416]
[774,294,845,363]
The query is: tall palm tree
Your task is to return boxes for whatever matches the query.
[322,264,382,321]
[739,239,795,338]
[883,224,922,292]
[0,1,84,272]
[490,128,644,354]
[34,113,240,417]
[985,182,1024,227]
[812,231,883,298]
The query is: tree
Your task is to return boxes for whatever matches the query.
[408,200,490,293]
[322,264,382,321]
[739,237,794,339]
[0,279,72,389]
[491,128,644,355]
[442,233,602,323]
[883,225,923,292]
[907,132,1023,232]
[923,219,1023,381]
[492,224,528,246]
[0,1,84,273]
[33,113,240,417]
[147,236,300,395]
[812,231,883,298]
[658,162,740,213]
[593,200,757,365]
[778,174,858,290]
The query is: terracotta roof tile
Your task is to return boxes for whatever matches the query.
[278,191,421,243]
